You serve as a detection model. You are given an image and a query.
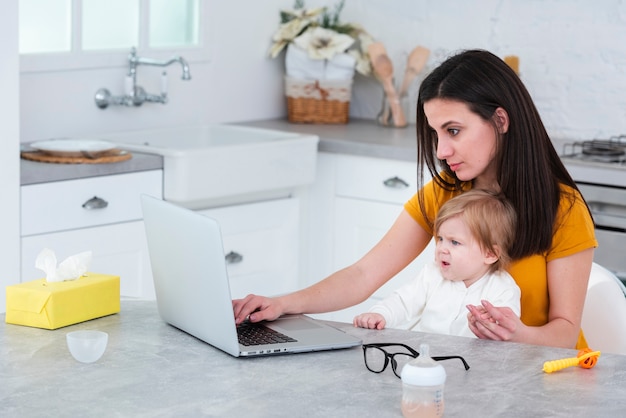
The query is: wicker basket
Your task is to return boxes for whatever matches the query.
[285,77,352,124]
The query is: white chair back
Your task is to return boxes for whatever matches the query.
[581,263,626,355]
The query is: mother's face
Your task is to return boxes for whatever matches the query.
[424,98,507,189]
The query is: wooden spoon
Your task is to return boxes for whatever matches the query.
[368,42,406,128]
[398,46,430,98]
[376,95,392,126]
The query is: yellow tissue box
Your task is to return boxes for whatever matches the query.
[5,272,120,329]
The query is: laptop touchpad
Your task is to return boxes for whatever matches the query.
[273,319,322,331]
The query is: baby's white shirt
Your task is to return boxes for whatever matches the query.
[369,261,521,338]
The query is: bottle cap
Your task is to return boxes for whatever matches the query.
[400,343,447,386]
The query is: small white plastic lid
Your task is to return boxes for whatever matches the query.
[400,343,447,386]
[401,361,447,386]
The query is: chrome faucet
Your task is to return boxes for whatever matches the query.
[95,47,192,109]
[127,47,191,82]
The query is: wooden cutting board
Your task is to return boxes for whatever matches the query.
[21,149,132,164]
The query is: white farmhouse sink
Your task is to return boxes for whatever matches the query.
[101,125,319,209]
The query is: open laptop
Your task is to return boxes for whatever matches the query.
[140,194,362,357]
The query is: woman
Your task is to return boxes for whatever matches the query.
[233,49,597,349]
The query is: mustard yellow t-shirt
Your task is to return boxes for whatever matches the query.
[404,177,597,348]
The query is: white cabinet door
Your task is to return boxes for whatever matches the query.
[21,221,155,299]
[334,154,419,205]
[21,170,162,236]
[308,154,434,323]
[310,197,434,323]
[198,198,300,300]
[20,170,163,300]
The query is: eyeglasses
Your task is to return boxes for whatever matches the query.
[362,343,470,378]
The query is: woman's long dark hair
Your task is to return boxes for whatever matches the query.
[415,49,589,260]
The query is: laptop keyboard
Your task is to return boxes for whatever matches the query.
[237,322,298,346]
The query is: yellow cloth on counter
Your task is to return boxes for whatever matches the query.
[5,272,120,329]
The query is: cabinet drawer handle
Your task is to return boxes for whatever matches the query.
[383,176,409,189]
[82,196,109,210]
[225,251,243,264]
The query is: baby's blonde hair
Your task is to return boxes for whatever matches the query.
[434,189,517,272]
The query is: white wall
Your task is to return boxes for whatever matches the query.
[19,0,293,142]
[12,2,626,198]
[342,0,626,140]
[1,1,20,312]
[19,1,626,143]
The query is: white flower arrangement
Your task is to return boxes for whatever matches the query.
[293,27,354,61]
[269,0,374,78]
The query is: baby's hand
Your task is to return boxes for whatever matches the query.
[466,300,522,342]
[353,313,386,330]
[467,304,496,323]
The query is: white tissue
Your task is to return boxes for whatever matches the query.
[35,248,92,282]
[285,44,325,80]
[285,44,356,81]
[325,53,356,80]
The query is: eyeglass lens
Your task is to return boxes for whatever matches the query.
[364,346,416,377]
[390,353,415,376]
[364,346,388,372]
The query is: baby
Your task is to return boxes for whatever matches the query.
[353,189,521,338]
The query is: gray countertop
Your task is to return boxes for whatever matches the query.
[20,150,164,186]
[19,119,416,185]
[238,118,419,162]
[2,300,625,417]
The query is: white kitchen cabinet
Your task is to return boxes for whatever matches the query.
[20,170,163,299]
[21,221,155,298]
[198,197,300,300]
[308,153,434,323]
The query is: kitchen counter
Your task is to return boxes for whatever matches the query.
[20,150,163,186]
[19,120,412,186]
[2,300,625,417]
[19,119,573,186]
[238,118,419,162]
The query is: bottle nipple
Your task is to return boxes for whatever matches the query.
[401,343,446,386]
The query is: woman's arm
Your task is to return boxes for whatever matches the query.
[467,248,594,348]
[233,210,432,324]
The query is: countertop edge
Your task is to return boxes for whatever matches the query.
[20,151,164,186]
[237,118,418,162]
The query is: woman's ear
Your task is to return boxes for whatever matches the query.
[494,107,510,134]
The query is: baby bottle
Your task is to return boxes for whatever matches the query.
[400,343,446,418]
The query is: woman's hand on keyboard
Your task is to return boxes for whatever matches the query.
[233,294,283,325]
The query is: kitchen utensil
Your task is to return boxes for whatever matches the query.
[398,46,430,98]
[376,94,392,126]
[20,148,131,164]
[368,42,406,128]
[30,139,116,158]
[66,330,108,363]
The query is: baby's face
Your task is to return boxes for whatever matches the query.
[434,216,492,286]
